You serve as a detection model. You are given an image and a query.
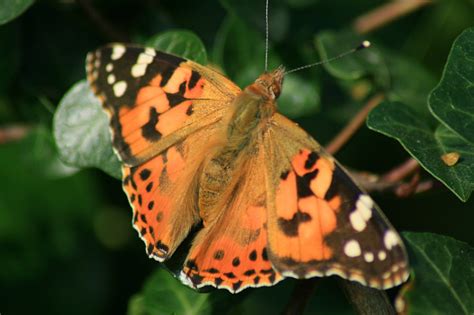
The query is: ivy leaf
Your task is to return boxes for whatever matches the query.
[127,268,229,315]
[146,30,208,64]
[429,27,474,144]
[53,81,122,179]
[398,232,474,315]
[367,101,474,201]
[0,0,35,25]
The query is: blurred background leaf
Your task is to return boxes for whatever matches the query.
[146,30,208,64]
[0,0,35,25]
[53,80,122,179]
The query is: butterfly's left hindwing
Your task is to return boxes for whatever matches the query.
[264,114,409,289]
[180,138,283,293]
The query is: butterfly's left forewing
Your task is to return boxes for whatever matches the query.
[264,114,409,289]
[86,44,242,262]
[86,43,240,166]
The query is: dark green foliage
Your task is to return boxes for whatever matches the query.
[399,232,474,315]
[1,0,474,314]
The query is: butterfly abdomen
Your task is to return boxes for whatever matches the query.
[198,84,276,220]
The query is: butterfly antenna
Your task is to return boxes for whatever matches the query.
[284,40,371,75]
[264,0,269,72]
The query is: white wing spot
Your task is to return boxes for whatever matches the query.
[137,52,154,64]
[344,240,361,257]
[378,251,387,261]
[107,74,116,84]
[364,252,374,262]
[145,47,156,56]
[131,63,147,77]
[384,230,399,250]
[357,194,373,220]
[349,194,373,231]
[106,63,113,72]
[349,211,366,232]
[111,44,126,60]
[113,81,127,97]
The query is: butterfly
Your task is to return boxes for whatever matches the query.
[86,42,409,293]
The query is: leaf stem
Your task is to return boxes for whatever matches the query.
[353,0,433,34]
[325,93,384,155]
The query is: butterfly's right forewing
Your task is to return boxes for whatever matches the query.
[264,114,409,289]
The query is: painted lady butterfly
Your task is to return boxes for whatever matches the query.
[86,38,409,293]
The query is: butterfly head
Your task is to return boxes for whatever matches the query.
[253,65,285,100]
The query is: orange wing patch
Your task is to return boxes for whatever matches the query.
[180,146,283,293]
[181,208,282,293]
[270,150,338,264]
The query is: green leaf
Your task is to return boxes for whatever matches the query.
[315,30,389,87]
[127,268,214,315]
[0,0,34,25]
[429,27,474,144]
[53,80,121,179]
[398,232,474,315]
[367,101,474,201]
[146,30,207,64]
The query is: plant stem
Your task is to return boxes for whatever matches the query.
[325,93,384,155]
[381,158,420,183]
[0,125,29,144]
[354,0,432,34]
[340,280,396,315]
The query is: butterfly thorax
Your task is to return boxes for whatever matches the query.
[197,68,284,222]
